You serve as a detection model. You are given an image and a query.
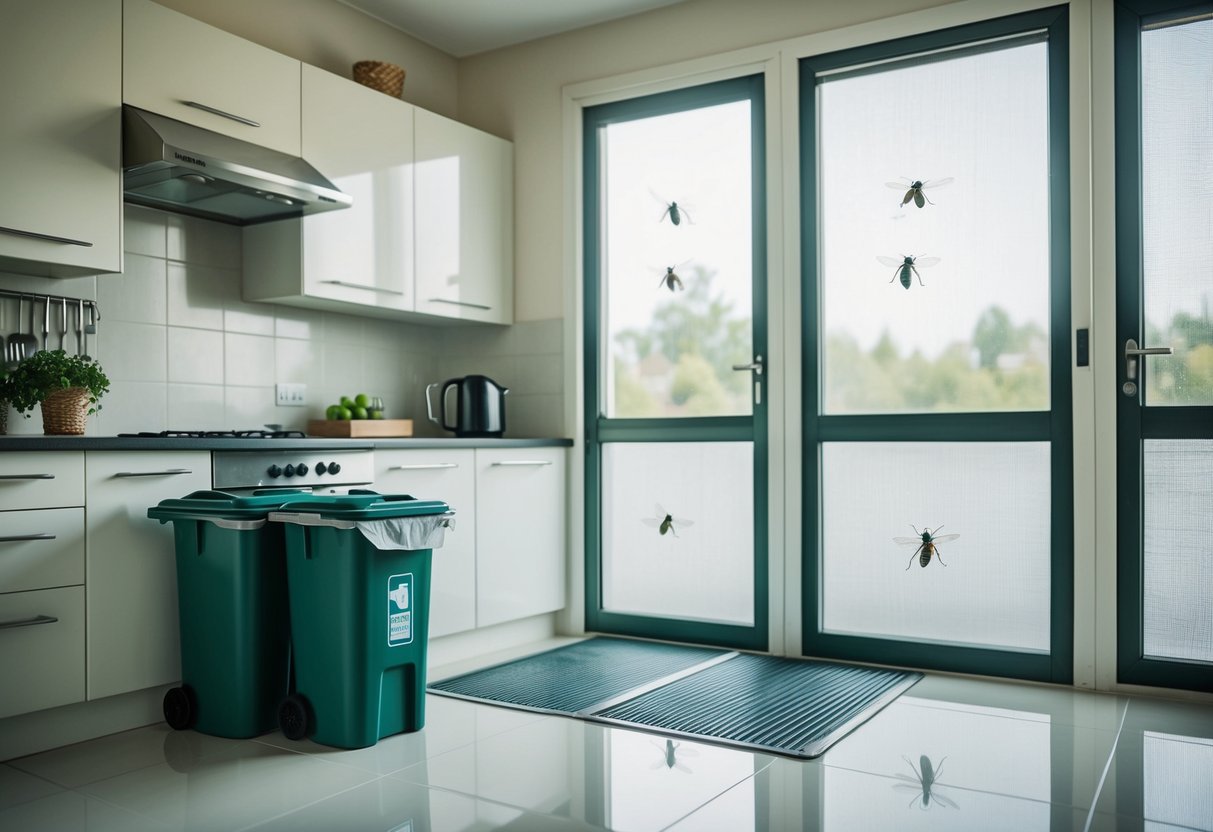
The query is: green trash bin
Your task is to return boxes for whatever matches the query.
[148,489,305,739]
[268,490,452,750]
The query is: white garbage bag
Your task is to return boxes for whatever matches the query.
[354,514,453,551]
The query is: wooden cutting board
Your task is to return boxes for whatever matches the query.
[307,419,413,438]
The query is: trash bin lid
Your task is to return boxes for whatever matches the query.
[272,489,450,520]
[148,489,310,522]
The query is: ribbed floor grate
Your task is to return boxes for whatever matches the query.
[429,638,919,757]
[591,652,920,757]
[428,637,728,714]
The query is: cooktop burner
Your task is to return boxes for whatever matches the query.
[117,429,307,439]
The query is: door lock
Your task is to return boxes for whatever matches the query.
[1123,338,1172,396]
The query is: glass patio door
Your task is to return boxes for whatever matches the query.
[1115,1,1213,691]
[583,75,768,651]
[799,8,1074,682]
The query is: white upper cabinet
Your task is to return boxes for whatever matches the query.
[0,0,122,277]
[123,0,302,156]
[244,70,514,325]
[243,66,415,315]
[414,109,514,324]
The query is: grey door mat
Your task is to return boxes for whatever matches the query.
[428,637,730,714]
[429,637,921,758]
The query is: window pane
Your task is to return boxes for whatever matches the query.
[602,442,753,625]
[600,101,753,418]
[1144,731,1213,830]
[818,40,1050,414]
[821,442,1050,652]
[1141,18,1213,406]
[1143,440,1213,663]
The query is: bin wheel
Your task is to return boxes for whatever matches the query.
[278,694,313,741]
[163,686,197,731]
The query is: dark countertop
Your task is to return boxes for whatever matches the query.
[0,436,574,452]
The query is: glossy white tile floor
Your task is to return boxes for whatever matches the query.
[2,656,1211,831]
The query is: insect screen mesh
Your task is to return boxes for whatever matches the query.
[1141,17,1213,406]
[1143,440,1213,663]
[816,38,1050,414]
[820,442,1051,652]
[601,441,754,626]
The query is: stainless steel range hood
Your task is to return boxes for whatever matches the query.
[122,106,352,225]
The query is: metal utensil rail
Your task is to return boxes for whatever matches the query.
[0,289,100,361]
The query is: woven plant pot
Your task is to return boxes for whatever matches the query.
[41,387,91,435]
[353,60,405,98]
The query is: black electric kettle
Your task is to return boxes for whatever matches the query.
[425,375,508,437]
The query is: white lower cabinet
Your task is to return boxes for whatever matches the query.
[0,587,85,719]
[84,451,210,701]
[475,448,566,628]
[375,449,476,637]
[375,446,566,635]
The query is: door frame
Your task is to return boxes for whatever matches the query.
[1113,0,1213,692]
[580,74,771,651]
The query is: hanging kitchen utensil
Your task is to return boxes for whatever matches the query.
[59,298,68,350]
[42,296,50,352]
[10,296,37,364]
[76,299,85,356]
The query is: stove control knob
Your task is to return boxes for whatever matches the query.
[328,462,342,475]
[315,462,328,475]
[283,464,296,478]
[267,465,282,479]
[296,463,309,476]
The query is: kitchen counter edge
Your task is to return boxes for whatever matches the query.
[0,437,574,452]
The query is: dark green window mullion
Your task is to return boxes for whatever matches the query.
[800,6,1073,684]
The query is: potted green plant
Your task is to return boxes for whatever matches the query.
[6,350,110,435]
[0,366,9,435]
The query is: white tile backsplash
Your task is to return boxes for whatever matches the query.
[2,208,566,437]
[166,327,224,385]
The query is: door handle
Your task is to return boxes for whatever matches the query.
[731,355,764,376]
[1124,338,1172,394]
[113,469,193,478]
[0,534,56,543]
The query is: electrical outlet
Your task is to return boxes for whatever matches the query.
[276,383,307,407]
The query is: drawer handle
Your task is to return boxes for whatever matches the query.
[428,298,493,311]
[0,615,58,631]
[113,469,193,478]
[0,534,56,543]
[183,101,260,128]
[0,225,93,247]
[0,474,56,480]
[388,463,459,470]
[490,460,552,467]
[321,280,406,296]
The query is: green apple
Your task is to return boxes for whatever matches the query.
[337,406,352,420]
[371,410,385,419]
[352,406,369,420]
[325,404,342,420]
[354,393,370,408]
[340,396,354,408]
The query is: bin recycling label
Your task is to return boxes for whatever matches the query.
[387,573,413,647]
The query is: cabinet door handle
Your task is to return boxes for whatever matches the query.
[0,534,56,543]
[183,101,260,128]
[490,460,552,467]
[428,298,493,311]
[113,469,193,478]
[388,463,459,470]
[0,474,55,480]
[0,615,58,631]
[321,280,405,296]
[0,225,93,247]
